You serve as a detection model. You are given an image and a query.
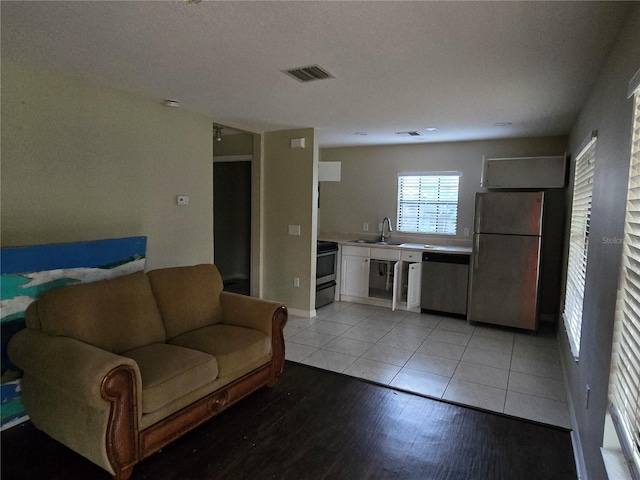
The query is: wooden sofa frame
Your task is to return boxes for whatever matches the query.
[100,305,287,480]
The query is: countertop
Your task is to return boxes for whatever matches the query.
[319,234,472,255]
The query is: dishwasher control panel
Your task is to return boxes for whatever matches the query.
[422,252,470,264]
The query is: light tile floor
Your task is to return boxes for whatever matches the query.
[285,301,571,429]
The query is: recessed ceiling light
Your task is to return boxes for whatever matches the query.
[494,122,512,127]
[424,127,439,132]
[163,99,180,107]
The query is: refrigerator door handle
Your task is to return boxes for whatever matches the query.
[473,234,480,270]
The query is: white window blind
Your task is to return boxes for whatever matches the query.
[609,88,640,476]
[563,132,597,358]
[397,172,460,235]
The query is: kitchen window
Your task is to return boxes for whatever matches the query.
[397,172,460,235]
[563,131,597,358]
[607,75,640,478]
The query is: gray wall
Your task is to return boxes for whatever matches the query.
[559,5,640,479]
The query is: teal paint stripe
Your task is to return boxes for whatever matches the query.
[1,398,25,420]
[0,275,80,301]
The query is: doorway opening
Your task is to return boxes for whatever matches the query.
[213,125,253,295]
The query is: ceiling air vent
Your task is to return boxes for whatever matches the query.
[396,131,421,137]
[283,65,335,83]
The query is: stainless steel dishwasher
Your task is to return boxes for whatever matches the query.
[420,252,470,317]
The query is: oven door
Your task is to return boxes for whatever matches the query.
[317,250,337,285]
[315,281,336,309]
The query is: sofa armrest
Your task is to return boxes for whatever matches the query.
[219,292,288,385]
[219,291,288,335]
[8,328,142,477]
[8,328,142,408]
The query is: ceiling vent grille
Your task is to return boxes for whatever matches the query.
[396,131,421,137]
[283,65,335,83]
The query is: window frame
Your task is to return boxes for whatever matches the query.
[563,131,597,359]
[396,171,461,236]
[607,81,640,479]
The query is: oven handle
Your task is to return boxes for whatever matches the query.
[317,250,338,257]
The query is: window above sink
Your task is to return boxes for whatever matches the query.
[397,172,460,235]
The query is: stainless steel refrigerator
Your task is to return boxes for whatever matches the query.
[467,191,544,331]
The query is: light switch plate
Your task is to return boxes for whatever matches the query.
[288,225,301,235]
[290,137,306,149]
[176,195,189,206]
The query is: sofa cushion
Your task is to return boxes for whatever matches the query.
[122,343,218,414]
[147,264,224,340]
[35,271,166,354]
[168,324,271,379]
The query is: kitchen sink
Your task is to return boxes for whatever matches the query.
[398,243,429,249]
[350,239,401,246]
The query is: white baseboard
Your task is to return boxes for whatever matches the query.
[558,335,588,480]
[287,308,317,318]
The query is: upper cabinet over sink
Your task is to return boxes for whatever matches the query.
[481,155,567,189]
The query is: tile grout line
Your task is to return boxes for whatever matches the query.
[288,304,569,426]
[503,334,516,414]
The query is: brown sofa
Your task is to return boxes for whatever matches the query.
[8,264,288,480]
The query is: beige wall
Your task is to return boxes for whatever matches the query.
[319,136,567,243]
[213,132,254,157]
[262,128,317,315]
[1,60,214,270]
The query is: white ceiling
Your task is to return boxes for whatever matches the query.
[1,1,632,147]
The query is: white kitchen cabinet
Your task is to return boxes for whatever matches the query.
[392,261,401,311]
[406,262,422,311]
[401,250,421,262]
[371,248,401,261]
[340,245,423,311]
[342,245,370,257]
[391,252,422,311]
[341,254,369,298]
[481,155,566,189]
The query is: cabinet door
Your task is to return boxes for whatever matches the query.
[406,262,422,311]
[391,261,400,311]
[341,255,369,298]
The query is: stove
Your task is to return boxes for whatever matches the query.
[316,241,338,308]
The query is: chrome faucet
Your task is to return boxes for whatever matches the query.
[381,217,393,243]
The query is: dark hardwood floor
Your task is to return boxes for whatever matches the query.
[2,361,577,480]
